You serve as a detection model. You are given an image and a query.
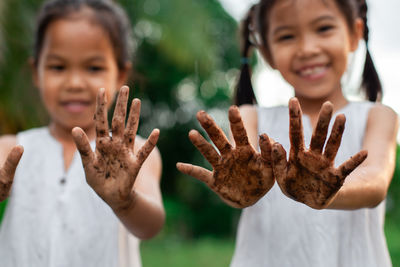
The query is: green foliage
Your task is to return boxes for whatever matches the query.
[119,0,242,238]
[0,0,47,133]
[0,200,7,221]
[385,144,400,265]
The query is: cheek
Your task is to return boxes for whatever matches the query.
[271,49,291,73]
[91,73,119,92]
[39,88,57,112]
[330,44,350,73]
[37,71,61,94]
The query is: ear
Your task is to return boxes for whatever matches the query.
[350,18,364,52]
[29,57,40,88]
[116,61,132,89]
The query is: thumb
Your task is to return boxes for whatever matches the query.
[271,142,287,186]
[71,127,95,167]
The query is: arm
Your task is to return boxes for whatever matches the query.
[113,137,165,239]
[328,104,398,209]
[72,86,164,240]
[0,136,23,201]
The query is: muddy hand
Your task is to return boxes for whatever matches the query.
[272,98,367,209]
[72,86,159,211]
[0,146,23,201]
[177,106,275,208]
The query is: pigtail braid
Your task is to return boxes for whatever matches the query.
[358,0,382,102]
[234,5,257,106]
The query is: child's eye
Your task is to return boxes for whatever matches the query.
[317,25,334,33]
[47,65,65,71]
[277,34,294,42]
[88,66,104,72]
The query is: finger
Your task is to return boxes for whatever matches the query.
[95,88,110,138]
[229,106,250,147]
[72,127,95,167]
[112,86,129,139]
[135,129,159,167]
[310,101,333,153]
[176,162,214,187]
[188,130,220,167]
[324,114,346,161]
[124,98,140,150]
[337,150,368,178]
[259,133,272,163]
[289,98,305,155]
[197,110,232,155]
[1,146,24,182]
[271,142,287,185]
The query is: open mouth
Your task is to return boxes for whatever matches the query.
[61,101,91,113]
[297,65,329,80]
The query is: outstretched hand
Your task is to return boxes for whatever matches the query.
[272,98,367,209]
[72,86,159,212]
[0,146,23,201]
[177,106,275,208]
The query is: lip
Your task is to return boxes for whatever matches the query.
[60,100,92,113]
[296,64,329,81]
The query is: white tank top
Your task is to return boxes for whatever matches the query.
[231,102,392,267]
[0,127,141,267]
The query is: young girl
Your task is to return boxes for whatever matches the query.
[177,0,398,266]
[0,0,164,266]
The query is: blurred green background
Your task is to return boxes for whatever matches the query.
[0,1,399,266]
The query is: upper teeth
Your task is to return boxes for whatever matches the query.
[300,66,325,76]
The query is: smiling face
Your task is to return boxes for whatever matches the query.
[265,0,362,102]
[33,11,128,134]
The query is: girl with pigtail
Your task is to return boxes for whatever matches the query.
[0,0,164,266]
[178,0,398,266]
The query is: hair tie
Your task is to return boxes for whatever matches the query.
[241,57,249,64]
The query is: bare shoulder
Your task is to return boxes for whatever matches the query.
[0,135,17,165]
[0,135,17,154]
[367,103,398,130]
[238,104,258,129]
[238,104,258,148]
[364,103,398,143]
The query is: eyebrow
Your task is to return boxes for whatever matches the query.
[45,54,64,61]
[85,56,106,62]
[45,54,106,62]
[272,15,337,35]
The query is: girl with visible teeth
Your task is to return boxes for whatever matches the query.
[0,0,165,266]
[177,0,398,266]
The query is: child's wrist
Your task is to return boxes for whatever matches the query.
[112,190,138,216]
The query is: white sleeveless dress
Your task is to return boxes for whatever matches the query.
[0,127,141,267]
[231,102,392,267]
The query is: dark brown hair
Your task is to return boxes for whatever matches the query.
[234,0,382,105]
[33,0,133,70]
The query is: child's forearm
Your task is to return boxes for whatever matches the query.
[327,165,393,210]
[113,189,165,240]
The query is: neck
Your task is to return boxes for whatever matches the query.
[49,122,96,170]
[295,89,348,128]
[49,122,96,145]
[295,90,348,115]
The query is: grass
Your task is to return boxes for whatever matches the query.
[141,236,235,267]
[141,223,400,267]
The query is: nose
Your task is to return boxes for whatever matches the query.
[296,34,320,58]
[65,70,86,91]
